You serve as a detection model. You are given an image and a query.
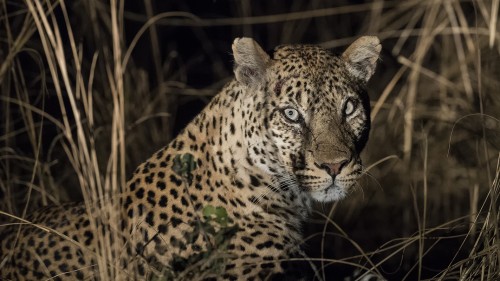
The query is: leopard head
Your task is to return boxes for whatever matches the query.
[232,37,381,202]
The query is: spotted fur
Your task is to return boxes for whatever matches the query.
[0,36,381,280]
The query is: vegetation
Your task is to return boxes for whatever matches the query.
[0,0,498,280]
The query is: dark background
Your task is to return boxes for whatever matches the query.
[1,0,498,280]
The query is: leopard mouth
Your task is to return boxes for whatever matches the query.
[293,165,356,202]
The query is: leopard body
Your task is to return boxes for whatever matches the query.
[0,36,381,280]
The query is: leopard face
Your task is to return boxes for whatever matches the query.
[235,37,380,202]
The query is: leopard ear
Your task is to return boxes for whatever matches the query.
[232,37,271,87]
[342,36,381,83]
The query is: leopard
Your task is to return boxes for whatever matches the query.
[0,36,381,280]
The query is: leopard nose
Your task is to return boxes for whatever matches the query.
[320,159,349,176]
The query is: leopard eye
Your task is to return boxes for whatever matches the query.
[282,108,301,122]
[344,99,356,116]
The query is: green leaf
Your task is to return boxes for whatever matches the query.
[202,205,216,218]
[172,153,197,185]
[214,206,229,227]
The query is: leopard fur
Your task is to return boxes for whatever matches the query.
[0,36,381,280]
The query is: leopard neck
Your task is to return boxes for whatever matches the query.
[168,80,311,223]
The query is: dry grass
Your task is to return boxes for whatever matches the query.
[0,0,499,280]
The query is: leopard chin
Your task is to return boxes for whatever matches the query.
[309,184,348,202]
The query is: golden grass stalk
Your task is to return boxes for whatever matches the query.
[0,0,498,280]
